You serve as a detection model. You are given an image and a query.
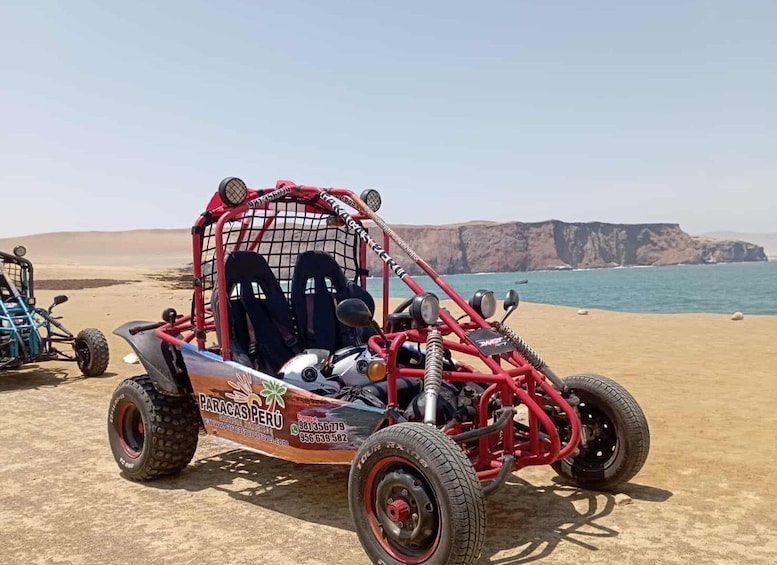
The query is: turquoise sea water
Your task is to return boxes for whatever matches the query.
[367,261,777,315]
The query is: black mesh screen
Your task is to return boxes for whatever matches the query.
[0,258,28,297]
[198,197,363,300]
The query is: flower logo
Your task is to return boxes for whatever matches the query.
[225,372,287,413]
[226,372,262,408]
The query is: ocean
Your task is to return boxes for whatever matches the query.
[366,261,777,315]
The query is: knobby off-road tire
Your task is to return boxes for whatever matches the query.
[75,328,110,377]
[349,422,486,565]
[108,375,199,481]
[552,374,650,491]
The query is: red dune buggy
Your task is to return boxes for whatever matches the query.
[107,178,649,565]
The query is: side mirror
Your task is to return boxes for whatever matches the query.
[500,290,520,325]
[504,289,519,311]
[336,298,374,328]
[49,294,68,312]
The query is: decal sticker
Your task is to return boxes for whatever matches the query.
[320,192,408,280]
[246,186,291,208]
[467,328,516,356]
[294,414,348,445]
[198,371,289,444]
[182,344,386,463]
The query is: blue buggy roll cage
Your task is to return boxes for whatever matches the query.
[0,250,76,366]
[0,298,43,363]
[1,253,41,364]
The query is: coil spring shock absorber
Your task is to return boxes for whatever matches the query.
[423,329,444,425]
[496,323,546,370]
[497,322,574,397]
[496,324,581,458]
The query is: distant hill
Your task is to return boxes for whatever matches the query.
[700,231,777,258]
[0,229,191,268]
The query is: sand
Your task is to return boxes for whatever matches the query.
[1,257,776,565]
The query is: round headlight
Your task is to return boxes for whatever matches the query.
[13,245,27,258]
[360,189,382,212]
[469,289,496,319]
[410,293,440,326]
[218,177,248,207]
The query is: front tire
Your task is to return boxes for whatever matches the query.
[552,374,650,490]
[74,328,109,377]
[107,375,199,481]
[349,423,485,565]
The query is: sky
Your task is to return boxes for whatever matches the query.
[1,0,776,238]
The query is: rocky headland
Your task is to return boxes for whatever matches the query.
[366,220,767,275]
[1,221,767,276]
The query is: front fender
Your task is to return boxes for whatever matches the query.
[113,321,190,395]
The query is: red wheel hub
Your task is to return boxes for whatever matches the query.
[386,498,411,522]
[364,457,441,563]
[116,403,145,459]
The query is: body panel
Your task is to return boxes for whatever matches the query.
[113,321,189,395]
[182,343,386,464]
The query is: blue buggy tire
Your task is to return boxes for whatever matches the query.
[75,328,109,377]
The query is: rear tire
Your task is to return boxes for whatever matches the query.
[552,374,650,490]
[107,375,199,481]
[349,422,485,565]
[75,328,109,377]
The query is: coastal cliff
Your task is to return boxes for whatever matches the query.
[1,222,766,275]
[366,221,767,275]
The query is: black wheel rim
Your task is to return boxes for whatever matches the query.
[75,338,91,370]
[117,403,145,458]
[574,400,618,470]
[365,456,441,563]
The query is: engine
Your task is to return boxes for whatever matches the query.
[402,381,486,426]
[279,344,487,430]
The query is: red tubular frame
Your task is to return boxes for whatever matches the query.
[162,181,581,481]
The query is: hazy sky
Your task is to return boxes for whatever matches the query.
[2,0,775,238]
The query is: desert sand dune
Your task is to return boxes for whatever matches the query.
[0,229,191,268]
[1,260,775,565]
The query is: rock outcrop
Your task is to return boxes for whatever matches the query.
[366,221,767,275]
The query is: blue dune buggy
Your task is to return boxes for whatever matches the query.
[0,245,109,375]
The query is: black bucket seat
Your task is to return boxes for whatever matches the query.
[218,251,299,373]
[290,251,375,352]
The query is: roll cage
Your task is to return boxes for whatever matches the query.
[151,179,582,478]
[0,251,34,303]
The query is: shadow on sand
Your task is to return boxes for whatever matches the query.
[0,364,117,392]
[142,448,672,562]
[146,448,354,530]
[480,477,672,563]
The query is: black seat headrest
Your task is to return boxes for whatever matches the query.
[225,251,278,287]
